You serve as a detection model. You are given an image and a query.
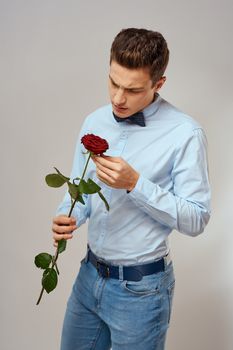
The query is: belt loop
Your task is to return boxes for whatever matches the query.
[164,251,171,267]
[118,265,124,281]
[85,244,90,263]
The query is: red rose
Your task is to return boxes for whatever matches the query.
[81,134,109,155]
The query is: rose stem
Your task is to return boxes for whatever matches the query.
[36,152,92,305]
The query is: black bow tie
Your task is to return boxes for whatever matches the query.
[113,111,145,127]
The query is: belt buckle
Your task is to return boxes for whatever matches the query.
[96,261,110,278]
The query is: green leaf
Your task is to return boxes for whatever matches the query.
[54,167,70,182]
[79,178,101,194]
[45,174,67,187]
[58,239,67,254]
[45,168,70,187]
[98,191,110,211]
[77,193,85,204]
[68,182,79,198]
[34,253,52,269]
[87,178,101,192]
[78,179,89,194]
[42,268,58,294]
[78,179,89,193]
[68,183,85,204]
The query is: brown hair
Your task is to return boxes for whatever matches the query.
[110,28,169,85]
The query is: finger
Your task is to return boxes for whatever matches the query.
[53,215,76,225]
[96,169,118,188]
[53,232,73,241]
[92,155,119,170]
[101,155,121,163]
[96,168,114,183]
[96,162,116,178]
[52,223,77,234]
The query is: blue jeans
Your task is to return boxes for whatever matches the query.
[60,254,175,350]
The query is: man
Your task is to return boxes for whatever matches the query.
[53,28,211,350]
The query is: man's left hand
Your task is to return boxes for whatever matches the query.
[91,155,139,192]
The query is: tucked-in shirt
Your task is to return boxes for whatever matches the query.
[56,94,211,265]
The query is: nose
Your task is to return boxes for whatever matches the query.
[113,88,126,106]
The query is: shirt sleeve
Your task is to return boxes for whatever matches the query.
[127,128,211,237]
[55,116,91,228]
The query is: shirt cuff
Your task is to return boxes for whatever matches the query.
[126,174,142,194]
[126,174,154,201]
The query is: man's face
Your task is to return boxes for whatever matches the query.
[108,60,165,118]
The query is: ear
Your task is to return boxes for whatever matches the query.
[153,76,166,92]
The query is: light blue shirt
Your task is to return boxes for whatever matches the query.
[56,94,211,265]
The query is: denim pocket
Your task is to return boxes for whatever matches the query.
[121,277,160,296]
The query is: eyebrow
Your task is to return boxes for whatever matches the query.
[109,75,145,91]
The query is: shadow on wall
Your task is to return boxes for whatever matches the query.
[167,221,232,350]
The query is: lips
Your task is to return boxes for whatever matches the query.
[113,104,128,113]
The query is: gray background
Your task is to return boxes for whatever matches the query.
[1,1,233,349]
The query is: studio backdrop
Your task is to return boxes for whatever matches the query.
[0,1,232,349]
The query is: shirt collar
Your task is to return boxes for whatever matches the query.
[142,92,162,118]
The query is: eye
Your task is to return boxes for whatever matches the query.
[110,79,118,88]
[128,90,141,94]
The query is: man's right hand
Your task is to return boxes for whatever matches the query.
[52,215,78,248]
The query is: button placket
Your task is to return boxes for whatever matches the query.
[96,130,129,256]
